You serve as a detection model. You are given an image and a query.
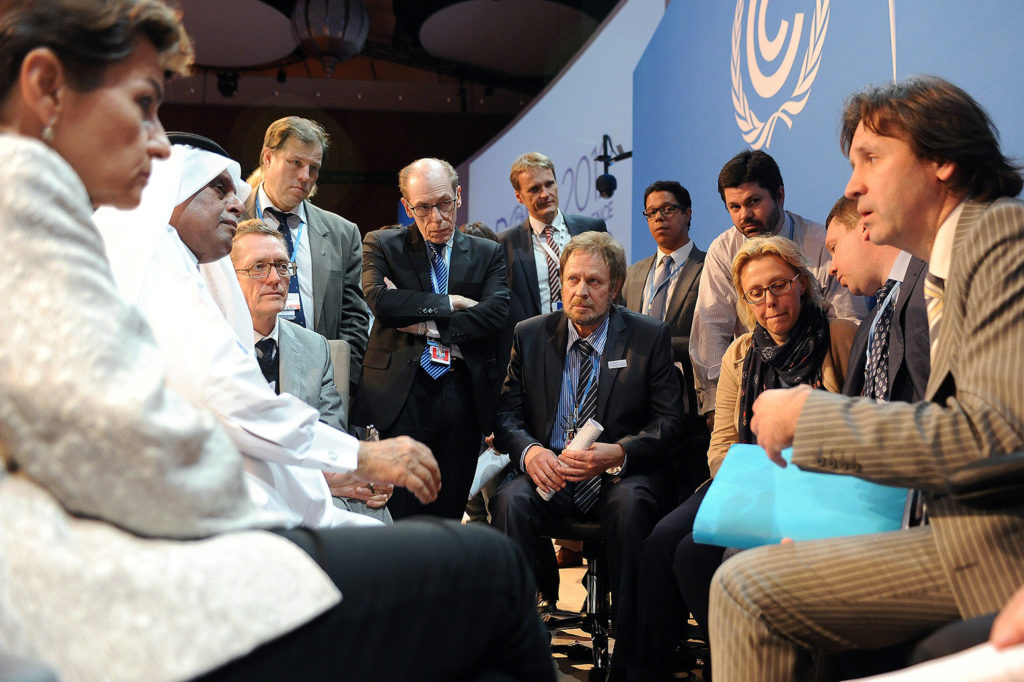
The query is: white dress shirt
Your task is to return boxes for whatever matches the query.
[256,183,314,328]
[640,240,696,317]
[690,211,867,413]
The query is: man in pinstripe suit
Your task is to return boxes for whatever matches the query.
[708,75,1024,681]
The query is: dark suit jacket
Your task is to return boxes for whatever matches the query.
[494,306,683,477]
[278,318,347,431]
[498,213,607,322]
[841,256,930,402]
[244,192,370,390]
[621,245,705,416]
[354,225,510,434]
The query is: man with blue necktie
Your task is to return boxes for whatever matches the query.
[353,157,510,520]
[491,231,683,661]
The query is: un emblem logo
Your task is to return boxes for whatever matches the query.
[731,0,830,149]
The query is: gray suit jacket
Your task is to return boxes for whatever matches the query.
[621,245,705,416]
[842,256,931,402]
[279,319,347,431]
[794,198,1024,617]
[244,192,370,390]
[499,213,607,321]
[0,136,337,682]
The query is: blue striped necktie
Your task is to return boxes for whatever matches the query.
[419,241,450,379]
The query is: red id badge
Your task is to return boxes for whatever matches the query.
[428,340,451,365]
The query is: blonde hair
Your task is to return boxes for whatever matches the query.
[731,235,823,329]
[560,231,626,294]
[509,151,555,191]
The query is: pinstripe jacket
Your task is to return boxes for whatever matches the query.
[792,198,1024,617]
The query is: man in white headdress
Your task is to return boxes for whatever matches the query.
[94,133,429,528]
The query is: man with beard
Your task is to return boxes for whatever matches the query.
[689,150,865,432]
[491,231,683,654]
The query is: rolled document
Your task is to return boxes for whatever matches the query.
[537,418,605,501]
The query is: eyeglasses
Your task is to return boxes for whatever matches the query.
[408,198,456,217]
[235,261,297,279]
[742,273,801,305]
[642,204,683,220]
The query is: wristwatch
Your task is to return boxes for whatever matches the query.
[605,465,622,476]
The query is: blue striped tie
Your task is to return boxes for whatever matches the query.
[420,242,450,379]
[571,339,601,513]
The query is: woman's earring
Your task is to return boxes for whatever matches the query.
[41,117,57,142]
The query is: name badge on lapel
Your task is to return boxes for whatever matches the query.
[427,339,451,366]
[608,359,627,370]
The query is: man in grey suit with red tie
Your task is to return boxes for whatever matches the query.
[824,195,931,403]
[499,152,606,333]
[710,76,1024,681]
[354,157,510,520]
[491,231,683,661]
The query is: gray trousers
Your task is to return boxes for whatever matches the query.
[709,525,962,681]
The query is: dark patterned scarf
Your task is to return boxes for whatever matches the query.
[737,300,830,443]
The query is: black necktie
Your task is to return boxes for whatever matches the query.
[263,207,306,328]
[255,337,279,392]
[572,339,601,513]
[862,279,898,401]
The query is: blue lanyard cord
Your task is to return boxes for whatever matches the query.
[255,195,304,264]
[570,353,600,426]
[643,256,687,315]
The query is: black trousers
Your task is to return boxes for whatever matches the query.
[491,471,672,651]
[196,519,555,682]
[384,364,482,521]
[627,480,714,678]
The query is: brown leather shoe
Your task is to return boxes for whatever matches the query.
[555,546,583,568]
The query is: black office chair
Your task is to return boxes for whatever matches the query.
[544,518,612,681]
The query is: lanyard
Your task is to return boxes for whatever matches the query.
[643,255,687,316]
[570,353,600,429]
[255,194,304,264]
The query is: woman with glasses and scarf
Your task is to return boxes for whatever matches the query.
[624,235,856,681]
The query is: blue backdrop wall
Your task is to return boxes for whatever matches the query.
[631,0,1024,260]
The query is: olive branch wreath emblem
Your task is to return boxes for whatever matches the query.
[731,0,830,150]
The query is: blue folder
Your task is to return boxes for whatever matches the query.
[692,444,909,549]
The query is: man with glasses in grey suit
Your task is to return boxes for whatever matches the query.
[709,76,1024,681]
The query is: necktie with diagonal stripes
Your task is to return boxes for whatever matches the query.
[571,339,601,513]
[543,225,562,309]
[923,273,945,360]
[420,241,451,379]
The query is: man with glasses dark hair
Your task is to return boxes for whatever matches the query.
[354,157,511,519]
[623,180,706,432]
[690,150,864,433]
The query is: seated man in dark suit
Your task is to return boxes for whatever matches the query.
[824,195,930,402]
[231,219,392,524]
[491,231,684,655]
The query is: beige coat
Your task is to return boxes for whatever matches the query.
[0,136,339,682]
[707,317,857,476]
